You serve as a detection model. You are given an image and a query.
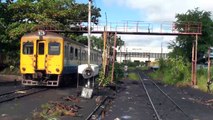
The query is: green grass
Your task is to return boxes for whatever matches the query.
[196,68,213,92]
[197,75,208,92]
[128,72,139,80]
[137,66,149,71]
[148,67,213,92]
[128,66,135,71]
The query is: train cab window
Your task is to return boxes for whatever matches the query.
[38,43,44,55]
[48,42,60,55]
[23,42,33,54]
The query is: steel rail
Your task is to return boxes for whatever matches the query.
[0,88,48,103]
[0,87,32,96]
[138,72,162,120]
[85,96,108,120]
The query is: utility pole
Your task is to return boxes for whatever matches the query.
[87,0,92,67]
[103,31,107,75]
[111,32,117,83]
[191,40,195,85]
[191,34,198,86]
[195,34,198,85]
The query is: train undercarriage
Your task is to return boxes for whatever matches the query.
[22,70,60,86]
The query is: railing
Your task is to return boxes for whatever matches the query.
[72,21,202,34]
[45,20,202,35]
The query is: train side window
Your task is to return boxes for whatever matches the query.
[70,46,74,60]
[79,49,81,60]
[64,45,68,58]
[82,50,85,60]
[38,43,44,55]
[91,53,93,61]
[95,53,98,62]
[75,48,78,60]
[48,42,60,55]
[23,42,33,54]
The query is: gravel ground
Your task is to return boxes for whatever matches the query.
[0,86,113,120]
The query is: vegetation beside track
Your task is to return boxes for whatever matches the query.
[128,72,139,80]
[98,62,125,86]
[121,58,213,92]
[148,58,213,92]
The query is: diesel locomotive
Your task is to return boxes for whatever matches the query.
[20,30,102,86]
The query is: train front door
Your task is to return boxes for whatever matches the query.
[37,41,46,70]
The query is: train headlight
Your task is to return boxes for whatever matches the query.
[56,68,60,72]
[38,30,46,36]
[22,67,26,71]
[82,67,93,79]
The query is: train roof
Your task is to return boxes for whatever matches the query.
[21,30,101,53]
[22,31,63,38]
[21,30,85,46]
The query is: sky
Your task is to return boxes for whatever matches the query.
[75,0,213,48]
[2,0,211,48]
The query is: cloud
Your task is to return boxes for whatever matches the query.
[103,0,213,21]
[101,0,212,47]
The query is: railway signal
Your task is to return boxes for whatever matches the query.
[82,67,93,79]
[81,0,94,99]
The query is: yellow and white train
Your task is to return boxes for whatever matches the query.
[20,30,102,86]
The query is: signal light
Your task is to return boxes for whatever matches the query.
[85,69,92,76]
[82,67,93,79]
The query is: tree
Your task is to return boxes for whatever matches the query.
[169,8,213,62]
[0,0,101,64]
[0,1,13,54]
[7,0,101,38]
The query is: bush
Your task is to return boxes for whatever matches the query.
[154,57,191,85]
[97,62,124,86]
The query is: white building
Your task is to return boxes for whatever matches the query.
[116,46,172,63]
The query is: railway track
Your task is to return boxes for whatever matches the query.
[85,96,113,120]
[138,71,192,120]
[0,87,48,103]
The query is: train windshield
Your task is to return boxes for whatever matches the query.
[23,42,33,54]
[48,42,60,55]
